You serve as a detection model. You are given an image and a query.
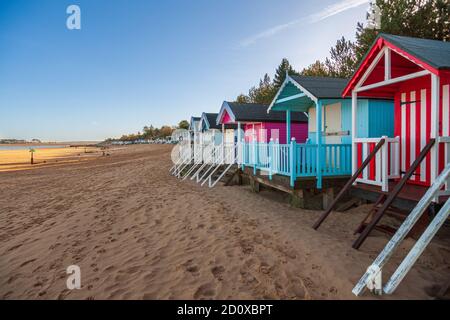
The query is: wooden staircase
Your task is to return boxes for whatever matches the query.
[313,137,436,250]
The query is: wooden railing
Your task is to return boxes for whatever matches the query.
[352,138,436,249]
[354,136,400,192]
[241,140,352,187]
[312,138,386,230]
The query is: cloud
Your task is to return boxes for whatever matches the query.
[240,0,370,47]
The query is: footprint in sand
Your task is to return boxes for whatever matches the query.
[19,258,36,267]
[211,266,225,281]
[182,259,200,275]
[193,283,216,299]
[6,243,22,252]
[239,239,254,255]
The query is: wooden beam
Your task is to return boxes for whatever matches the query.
[356,70,430,93]
[275,92,307,104]
[316,100,323,189]
[430,74,440,186]
[355,46,386,90]
[351,91,357,176]
[384,47,391,81]
[286,110,291,143]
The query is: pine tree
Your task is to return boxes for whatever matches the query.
[235,94,250,104]
[273,58,300,89]
[248,74,276,105]
[300,60,330,77]
[325,37,357,78]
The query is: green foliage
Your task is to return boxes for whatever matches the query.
[178,120,190,130]
[248,74,277,105]
[355,0,450,67]
[112,123,178,142]
[273,58,300,89]
[300,60,330,77]
[234,59,300,105]
[325,37,357,78]
[235,94,250,103]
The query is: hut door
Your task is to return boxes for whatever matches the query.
[324,103,341,144]
[399,90,429,185]
[225,129,234,144]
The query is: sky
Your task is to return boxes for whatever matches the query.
[0,0,371,141]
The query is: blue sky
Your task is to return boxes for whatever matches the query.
[0,0,370,141]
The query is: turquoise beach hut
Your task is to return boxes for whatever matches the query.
[259,75,394,189]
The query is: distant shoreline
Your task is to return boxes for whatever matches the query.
[0,141,100,147]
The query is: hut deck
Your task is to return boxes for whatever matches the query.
[242,167,350,192]
[350,182,448,211]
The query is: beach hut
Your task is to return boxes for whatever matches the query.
[216,101,308,144]
[331,34,450,295]
[189,116,201,133]
[181,112,239,185]
[199,112,237,144]
[341,34,450,194]
[187,116,202,164]
[267,75,394,192]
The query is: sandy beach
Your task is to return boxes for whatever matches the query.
[0,144,449,300]
[0,146,103,172]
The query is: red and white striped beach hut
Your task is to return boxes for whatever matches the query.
[343,33,450,196]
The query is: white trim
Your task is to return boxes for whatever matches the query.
[355,178,383,187]
[384,48,391,81]
[381,138,388,191]
[216,101,236,125]
[200,113,210,131]
[420,89,427,182]
[354,138,383,143]
[438,136,450,143]
[443,85,449,137]
[443,85,450,189]
[401,93,406,174]
[410,91,416,171]
[362,143,368,180]
[275,92,307,104]
[387,42,431,72]
[430,74,440,186]
[355,47,386,90]
[354,137,400,143]
[356,70,431,93]
[268,75,318,112]
[351,91,357,176]
[268,76,290,111]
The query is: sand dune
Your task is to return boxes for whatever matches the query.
[0,145,448,299]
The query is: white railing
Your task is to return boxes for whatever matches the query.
[170,143,193,176]
[353,163,450,296]
[208,143,239,188]
[354,136,400,192]
[438,136,450,196]
[224,143,236,165]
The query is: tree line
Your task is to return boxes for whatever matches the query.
[235,0,449,105]
[106,120,190,142]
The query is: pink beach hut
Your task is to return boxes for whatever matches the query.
[216,101,308,144]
